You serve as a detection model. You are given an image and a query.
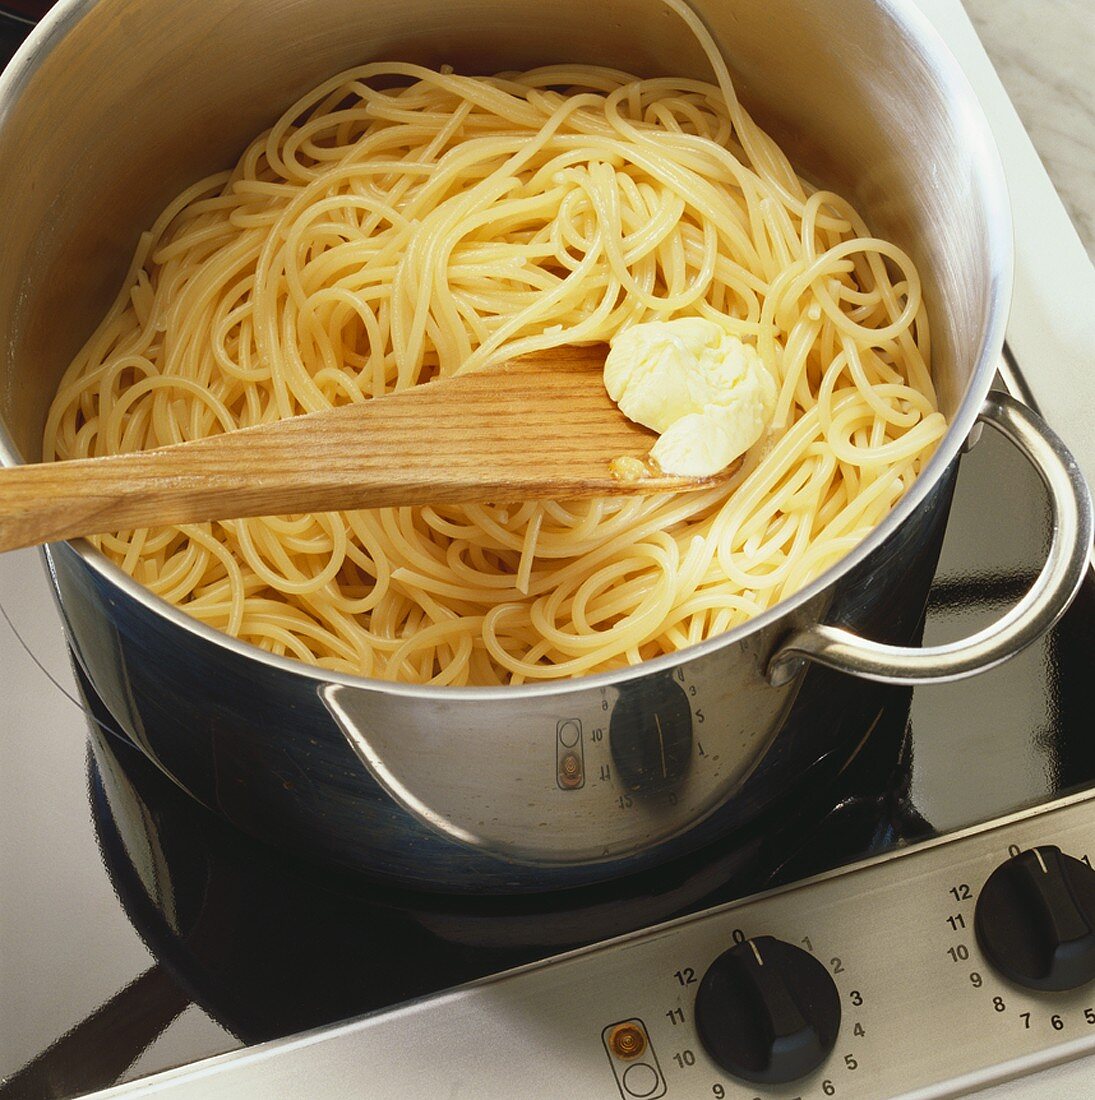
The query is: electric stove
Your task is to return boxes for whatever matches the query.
[1,1,1094,1096]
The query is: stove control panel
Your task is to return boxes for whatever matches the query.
[98,790,1095,1099]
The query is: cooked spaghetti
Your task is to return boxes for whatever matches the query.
[43,10,945,685]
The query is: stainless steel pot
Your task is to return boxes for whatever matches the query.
[0,0,1090,892]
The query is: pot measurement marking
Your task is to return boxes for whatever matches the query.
[555,718,585,790]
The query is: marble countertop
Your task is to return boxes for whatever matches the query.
[964,0,1094,259]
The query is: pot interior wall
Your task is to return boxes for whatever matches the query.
[0,0,995,463]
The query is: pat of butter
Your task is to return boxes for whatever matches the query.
[604,318,777,477]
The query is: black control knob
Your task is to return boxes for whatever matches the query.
[975,845,1095,992]
[695,935,841,1084]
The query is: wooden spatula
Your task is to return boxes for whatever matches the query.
[0,346,732,552]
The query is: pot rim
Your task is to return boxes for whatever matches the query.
[1,0,1014,703]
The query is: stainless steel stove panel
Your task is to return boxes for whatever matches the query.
[92,791,1095,1100]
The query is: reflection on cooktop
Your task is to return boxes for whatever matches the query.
[108,702,917,1004]
[906,426,1095,832]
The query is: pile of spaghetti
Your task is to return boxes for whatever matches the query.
[44,22,945,684]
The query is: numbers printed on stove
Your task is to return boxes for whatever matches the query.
[947,880,978,1002]
[992,1007,1095,1033]
[678,932,866,1093]
[945,870,1051,1031]
[945,901,1015,1018]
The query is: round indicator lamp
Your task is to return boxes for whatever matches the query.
[608,1022,648,1060]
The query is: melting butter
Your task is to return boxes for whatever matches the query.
[604,318,777,477]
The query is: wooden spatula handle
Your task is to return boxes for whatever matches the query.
[0,353,704,552]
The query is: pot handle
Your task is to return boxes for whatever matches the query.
[766,391,1093,687]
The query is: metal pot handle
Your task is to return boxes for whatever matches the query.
[766,391,1093,687]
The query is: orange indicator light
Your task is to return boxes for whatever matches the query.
[608,1022,647,1060]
